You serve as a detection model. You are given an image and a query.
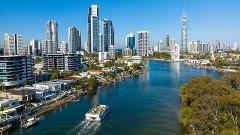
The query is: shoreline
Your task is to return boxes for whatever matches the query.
[2,64,146,134]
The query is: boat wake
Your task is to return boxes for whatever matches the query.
[69,120,100,135]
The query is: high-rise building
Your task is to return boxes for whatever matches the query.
[215,39,226,53]
[99,33,103,52]
[27,44,33,55]
[3,33,24,56]
[68,27,81,53]
[98,52,108,62]
[42,40,52,55]
[188,41,198,54]
[87,4,100,53]
[59,41,68,54]
[137,31,149,57]
[46,20,58,54]
[126,32,135,50]
[181,15,187,53]
[234,41,240,51]
[197,40,202,52]
[171,44,180,61]
[102,19,114,52]
[30,39,40,56]
[108,45,115,59]
[202,41,211,52]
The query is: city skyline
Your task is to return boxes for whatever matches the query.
[0,0,240,48]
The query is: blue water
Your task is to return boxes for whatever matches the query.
[11,61,221,135]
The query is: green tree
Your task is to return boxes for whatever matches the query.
[50,68,60,80]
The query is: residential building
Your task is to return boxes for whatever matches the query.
[188,41,198,54]
[215,39,226,53]
[108,45,115,59]
[98,52,108,62]
[0,98,20,110]
[42,40,53,54]
[0,55,34,87]
[87,4,100,53]
[3,33,24,56]
[59,41,68,54]
[102,19,114,52]
[123,47,133,56]
[27,44,33,55]
[171,44,180,61]
[68,27,81,53]
[64,53,81,71]
[0,88,35,102]
[43,53,81,71]
[137,31,149,57]
[46,20,58,54]
[202,41,211,52]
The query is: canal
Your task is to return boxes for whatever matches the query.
[11,61,222,135]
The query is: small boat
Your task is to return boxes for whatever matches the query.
[85,105,110,122]
[21,117,40,128]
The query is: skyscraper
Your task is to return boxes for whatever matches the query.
[171,44,180,61]
[87,4,100,53]
[126,32,135,50]
[30,39,40,56]
[47,20,58,54]
[188,41,198,54]
[68,27,81,53]
[59,41,68,54]
[163,34,170,52]
[181,15,187,53]
[102,19,114,52]
[42,40,52,55]
[3,33,24,56]
[215,39,226,53]
[137,31,149,57]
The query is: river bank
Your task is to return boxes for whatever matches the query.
[1,62,146,135]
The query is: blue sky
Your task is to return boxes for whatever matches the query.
[0,0,240,48]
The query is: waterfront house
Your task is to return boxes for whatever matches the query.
[0,98,24,115]
[0,88,36,103]
[34,88,55,101]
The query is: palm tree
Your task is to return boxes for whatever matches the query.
[0,80,4,91]
[0,106,4,118]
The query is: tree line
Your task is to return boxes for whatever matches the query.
[179,72,240,135]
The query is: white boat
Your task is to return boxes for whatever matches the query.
[21,117,40,128]
[85,105,110,122]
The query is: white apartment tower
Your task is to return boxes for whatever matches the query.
[181,15,187,53]
[3,33,24,56]
[46,20,58,54]
[137,31,149,57]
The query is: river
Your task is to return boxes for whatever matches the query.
[11,61,222,135]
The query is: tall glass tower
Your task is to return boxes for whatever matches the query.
[181,15,187,53]
[87,4,100,53]
[126,32,135,50]
[102,19,114,52]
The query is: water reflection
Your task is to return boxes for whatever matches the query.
[170,61,181,79]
